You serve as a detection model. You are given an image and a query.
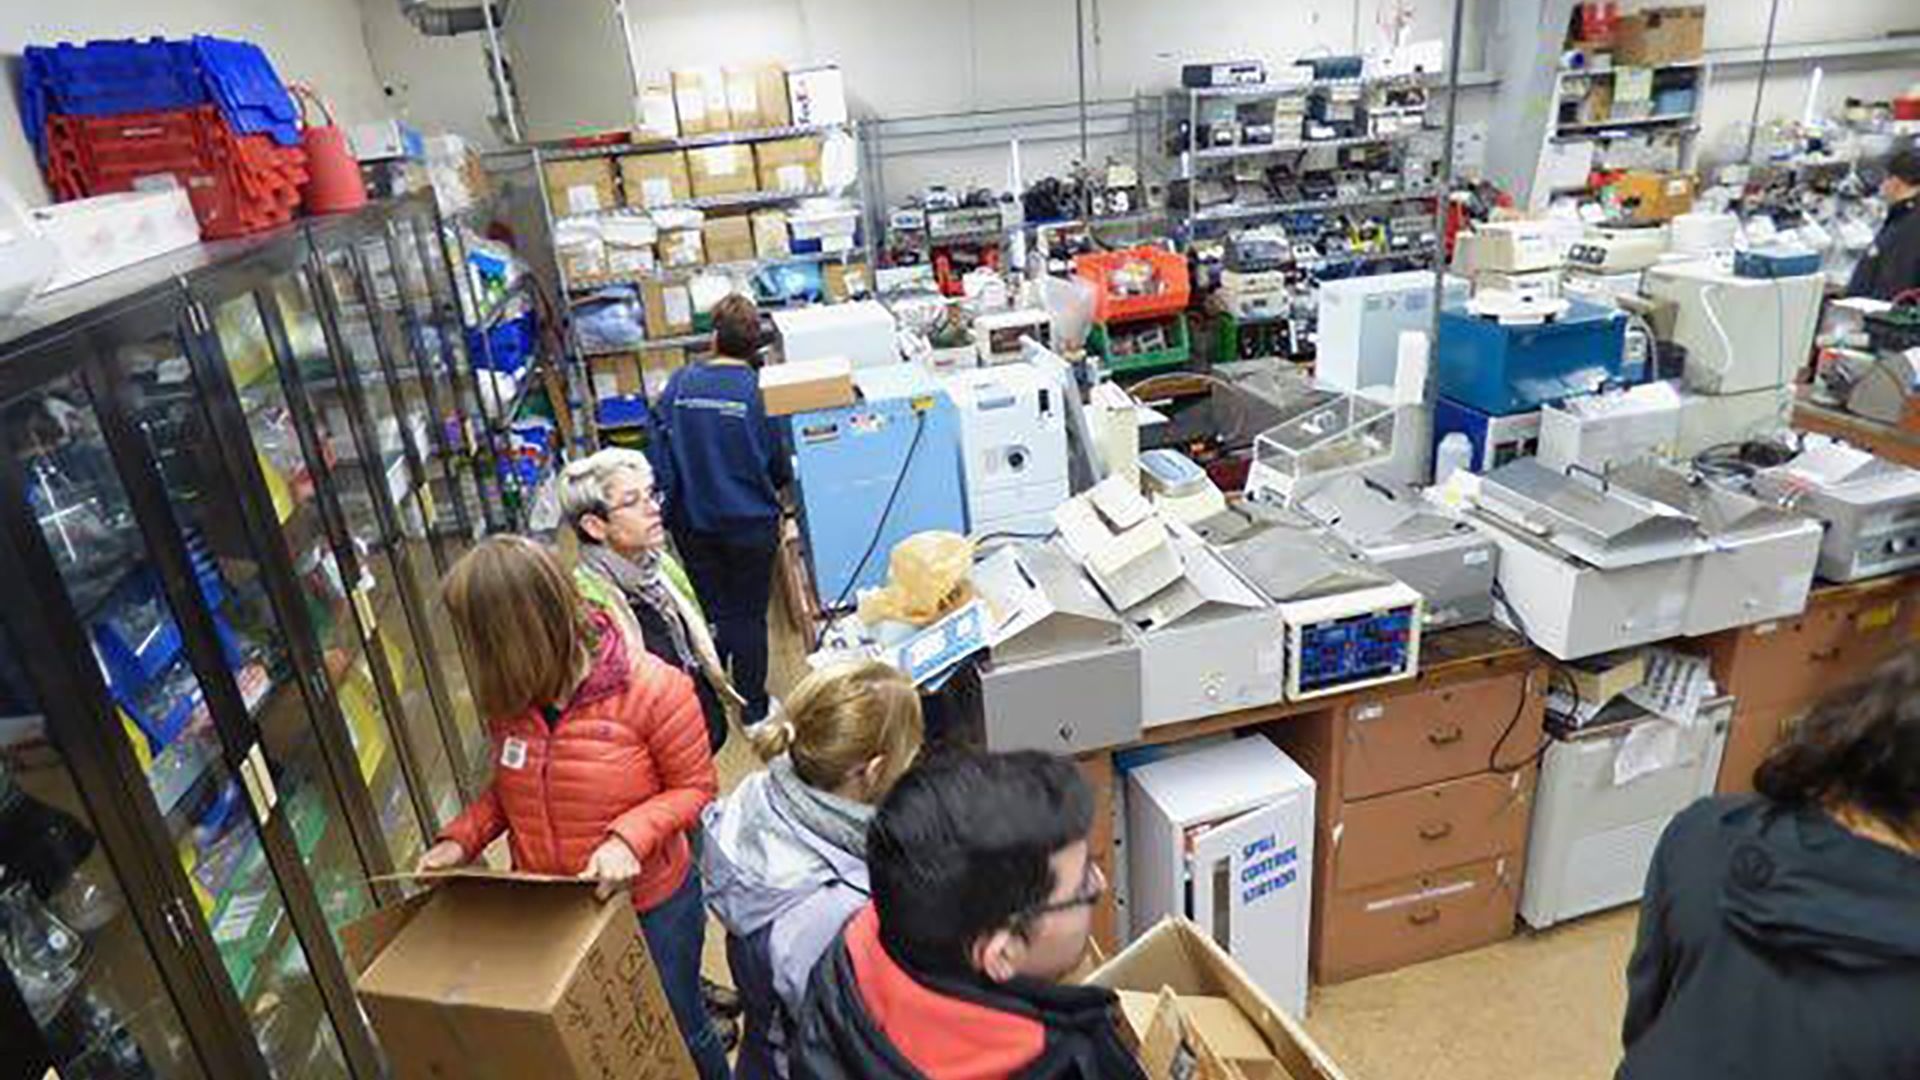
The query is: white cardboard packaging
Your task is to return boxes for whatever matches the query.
[32,188,202,292]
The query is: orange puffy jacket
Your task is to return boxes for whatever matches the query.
[439,614,718,912]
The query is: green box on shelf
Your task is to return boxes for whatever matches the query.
[1090,313,1191,377]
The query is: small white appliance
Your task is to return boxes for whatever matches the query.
[774,300,899,369]
[1642,260,1824,395]
[1520,699,1730,929]
[973,309,1053,365]
[1139,449,1226,526]
[943,362,1069,539]
[1316,271,1468,394]
[1126,736,1316,1018]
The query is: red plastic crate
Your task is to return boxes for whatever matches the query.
[43,105,305,238]
[1074,246,1191,324]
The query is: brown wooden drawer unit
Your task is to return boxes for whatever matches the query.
[1716,699,1805,795]
[1329,768,1536,892]
[1315,856,1524,983]
[1340,671,1544,800]
[1700,584,1919,716]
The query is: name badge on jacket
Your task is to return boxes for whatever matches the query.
[500,737,529,770]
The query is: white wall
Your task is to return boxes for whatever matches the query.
[1,0,389,205]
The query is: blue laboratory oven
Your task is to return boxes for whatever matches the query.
[788,364,968,608]
[1434,298,1627,417]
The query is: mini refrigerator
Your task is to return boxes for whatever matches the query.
[1519,699,1730,929]
[1126,736,1316,1018]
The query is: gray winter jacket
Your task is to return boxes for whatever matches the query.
[700,760,872,1055]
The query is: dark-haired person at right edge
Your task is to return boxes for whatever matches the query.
[651,293,790,728]
[1617,651,1920,1079]
[1847,144,1920,300]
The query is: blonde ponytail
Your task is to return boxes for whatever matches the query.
[761,660,925,798]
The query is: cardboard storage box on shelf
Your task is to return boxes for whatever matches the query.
[643,281,696,338]
[619,151,692,210]
[1611,170,1696,223]
[635,79,680,143]
[590,352,644,401]
[672,68,732,135]
[761,355,856,416]
[543,158,619,216]
[787,65,849,125]
[755,137,824,193]
[1614,6,1706,67]
[1088,918,1348,1080]
[725,64,793,129]
[658,228,706,268]
[702,215,756,264]
[342,871,693,1079]
[752,210,792,258]
[825,261,871,302]
[641,345,687,400]
[601,217,659,278]
[687,145,760,199]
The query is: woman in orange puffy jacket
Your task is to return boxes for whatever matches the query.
[419,535,731,1079]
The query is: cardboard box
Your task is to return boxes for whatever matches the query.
[761,355,856,416]
[543,159,618,216]
[787,65,848,126]
[590,353,644,399]
[601,217,659,278]
[658,229,705,268]
[643,281,695,338]
[634,79,679,143]
[824,261,871,302]
[619,151,692,210]
[671,68,731,135]
[1088,919,1348,1080]
[343,872,693,1079]
[1614,6,1706,67]
[687,145,759,199]
[641,345,687,400]
[1611,170,1696,223]
[702,215,756,265]
[751,210,791,259]
[725,64,792,130]
[755,137,824,193]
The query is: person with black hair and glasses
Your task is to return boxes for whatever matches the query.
[650,292,791,727]
[1617,651,1920,1080]
[792,750,1144,1080]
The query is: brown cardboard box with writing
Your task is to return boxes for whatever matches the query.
[543,159,617,216]
[671,68,731,135]
[620,151,692,210]
[343,872,693,1080]
[688,145,760,199]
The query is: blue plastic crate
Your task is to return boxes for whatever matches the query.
[190,36,300,147]
[20,38,206,158]
[466,312,538,375]
[596,395,651,430]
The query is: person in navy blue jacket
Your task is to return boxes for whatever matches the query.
[651,294,791,726]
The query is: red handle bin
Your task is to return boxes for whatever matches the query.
[1074,246,1191,324]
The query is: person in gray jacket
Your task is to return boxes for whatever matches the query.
[700,660,924,1080]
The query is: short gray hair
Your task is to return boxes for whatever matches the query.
[557,448,655,537]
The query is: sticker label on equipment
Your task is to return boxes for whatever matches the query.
[1237,834,1299,906]
[1464,549,1490,565]
[501,737,529,770]
[849,412,887,434]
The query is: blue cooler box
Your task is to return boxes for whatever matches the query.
[1435,299,1627,417]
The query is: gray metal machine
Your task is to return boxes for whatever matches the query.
[1751,435,1920,583]
[1297,475,1497,629]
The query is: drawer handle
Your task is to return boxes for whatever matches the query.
[1418,821,1454,841]
[1427,725,1465,747]
[1408,905,1441,926]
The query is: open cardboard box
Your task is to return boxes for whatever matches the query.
[1087,919,1348,1080]
[342,870,693,1079]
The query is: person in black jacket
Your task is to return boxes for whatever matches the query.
[793,751,1145,1080]
[1618,651,1920,1079]
[1846,145,1920,300]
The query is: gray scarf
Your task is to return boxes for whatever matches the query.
[579,543,697,673]
[766,754,871,859]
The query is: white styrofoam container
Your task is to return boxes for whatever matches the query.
[32,188,201,293]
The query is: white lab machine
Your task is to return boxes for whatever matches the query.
[1316,271,1468,394]
[1127,524,1288,729]
[1139,448,1227,526]
[1674,384,1793,457]
[1752,436,1920,583]
[1642,261,1824,395]
[773,300,900,369]
[1126,736,1316,1018]
[1298,475,1497,630]
[972,309,1053,365]
[1244,387,1398,507]
[1537,381,1685,475]
[1519,699,1730,929]
[943,362,1070,539]
[1053,477,1184,611]
[1469,459,1822,660]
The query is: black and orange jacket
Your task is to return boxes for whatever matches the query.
[792,905,1145,1080]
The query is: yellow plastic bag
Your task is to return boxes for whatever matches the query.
[857,531,976,627]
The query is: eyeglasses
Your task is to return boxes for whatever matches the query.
[1021,858,1106,920]
[602,488,663,516]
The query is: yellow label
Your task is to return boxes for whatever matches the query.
[419,486,438,526]
[352,585,377,634]
[258,451,295,524]
[1858,602,1899,632]
[119,709,155,772]
[909,395,936,413]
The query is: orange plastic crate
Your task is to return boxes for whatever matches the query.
[1074,246,1191,324]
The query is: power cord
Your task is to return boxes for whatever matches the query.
[829,408,929,612]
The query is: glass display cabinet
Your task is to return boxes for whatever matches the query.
[0,195,504,1078]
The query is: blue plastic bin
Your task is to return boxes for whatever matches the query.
[20,38,205,158]
[190,36,300,147]
[466,311,538,375]
[1434,299,1628,417]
